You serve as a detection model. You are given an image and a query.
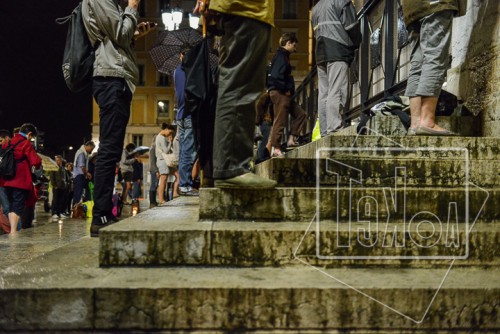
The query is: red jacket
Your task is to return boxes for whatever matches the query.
[0,134,42,190]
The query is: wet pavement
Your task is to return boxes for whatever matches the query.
[0,201,143,270]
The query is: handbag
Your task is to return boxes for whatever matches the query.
[163,153,179,168]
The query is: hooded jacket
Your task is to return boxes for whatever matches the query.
[0,134,41,190]
[82,0,139,91]
[312,0,358,65]
[402,0,459,27]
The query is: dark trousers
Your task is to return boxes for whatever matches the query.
[72,175,87,204]
[212,14,271,179]
[268,90,307,147]
[92,77,132,219]
[52,188,66,215]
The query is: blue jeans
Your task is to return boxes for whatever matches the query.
[0,187,9,217]
[177,117,197,190]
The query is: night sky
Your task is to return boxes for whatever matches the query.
[0,1,92,159]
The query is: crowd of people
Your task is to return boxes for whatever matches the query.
[1,0,464,237]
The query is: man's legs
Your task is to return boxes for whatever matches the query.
[268,90,289,156]
[72,175,85,204]
[213,14,271,180]
[149,171,158,207]
[317,64,328,137]
[92,77,131,223]
[326,61,348,134]
[0,187,10,218]
[178,117,196,193]
[406,10,453,133]
[51,188,62,216]
[288,101,307,144]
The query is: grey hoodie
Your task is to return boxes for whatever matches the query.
[82,0,139,92]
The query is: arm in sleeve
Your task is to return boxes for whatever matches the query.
[25,144,41,169]
[92,0,138,50]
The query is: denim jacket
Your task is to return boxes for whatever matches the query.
[82,0,139,91]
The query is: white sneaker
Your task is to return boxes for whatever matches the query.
[60,214,69,219]
[51,214,60,220]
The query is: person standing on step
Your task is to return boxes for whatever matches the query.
[267,32,306,158]
[312,0,360,137]
[82,0,154,236]
[194,0,277,189]
[175,49,198,196]
[402,0,460,136]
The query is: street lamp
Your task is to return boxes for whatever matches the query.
[162,7,183,31]
[189,14,200,29]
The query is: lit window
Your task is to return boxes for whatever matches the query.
[157,100,170,118]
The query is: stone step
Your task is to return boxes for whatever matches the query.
[1,237,498,332]
[284,134,500,161]
[199,187,497,222]
[255,157,499,187]
[366,115,480,136]
[98,204,499,267]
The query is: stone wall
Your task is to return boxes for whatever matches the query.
[447,0,500,137]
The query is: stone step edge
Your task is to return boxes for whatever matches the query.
[1,237,499,331]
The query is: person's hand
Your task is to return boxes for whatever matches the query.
[86,172,92,180]
[128,0,140,10]
[134,22,154,40]
[193,0,209,15]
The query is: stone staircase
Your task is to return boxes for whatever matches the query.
[1,128,499,332]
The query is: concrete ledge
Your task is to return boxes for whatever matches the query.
[99,199,499,267]
[1,238,499,331]
[199,187,498,221]
[283,135,500,161]
[255,157,499,187]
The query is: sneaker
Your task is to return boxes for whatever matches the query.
[90,216,119,237]
[51,214,60,220]
[214,173,277,189]
[60,213,70,219]
[180,189,199,196]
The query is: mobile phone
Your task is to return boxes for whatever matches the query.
[147,22,157,27]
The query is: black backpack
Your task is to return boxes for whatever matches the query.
[56,2,95,92]
[0,141,24,180]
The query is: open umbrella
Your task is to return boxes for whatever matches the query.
[149,28,218,75]
[37,153,59,172]
[150,28,203,75]
[127,146,149,158]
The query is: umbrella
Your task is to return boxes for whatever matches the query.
[38,153,59,172]
[149,28,218,75]
[127,146,149,158]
